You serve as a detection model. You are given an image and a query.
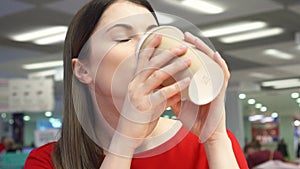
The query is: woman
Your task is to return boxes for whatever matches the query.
[24,0,248,168]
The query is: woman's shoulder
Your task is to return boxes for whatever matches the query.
[24,142,56,169]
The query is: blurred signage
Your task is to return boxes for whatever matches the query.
[0,78,54,113]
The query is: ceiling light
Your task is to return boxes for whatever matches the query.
[11,26,68,42]
[263,49,294,60]
[291,92,300,99]
[271,112,278,118]
[202,21,267,38]
[45,111,52,117]
[260,106,267,112]
[238,93,246,100]
[262,78,300,87]
[23,115,30,121]
[34,32,66,45]
[297,98,300,104]
[294,120,300,127]
[249,72,274,79]
[1,113,7,119]
[28,69,57,78]
[219,27,284,43]
[255,103,262,109]
[180,0,224,14]
[273,82,300,89]
[248,99,256,105]
[23,60,63,70]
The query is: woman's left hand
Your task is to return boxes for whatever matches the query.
[172,32,230,143]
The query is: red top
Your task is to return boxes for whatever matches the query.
[24,127,248,169]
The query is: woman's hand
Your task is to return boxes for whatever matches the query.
[109,34,191,157]
[170,32,229,143]
[176,32,239,169]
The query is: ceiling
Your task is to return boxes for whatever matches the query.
[0,0,299,121]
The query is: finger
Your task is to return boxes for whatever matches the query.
[213,52,230,79]
[149,45,187,68]
[136,34,162,73]
[150,77,190,106]
[184,32,214,57]
[165,93,181,109]
[144,57,191,93]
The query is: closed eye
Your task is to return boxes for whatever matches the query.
[115,39,131,43]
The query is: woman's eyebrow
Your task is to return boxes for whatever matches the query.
[106,24,133,33]
[146,24,158,31]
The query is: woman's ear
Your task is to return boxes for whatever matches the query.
[72,58,93,84]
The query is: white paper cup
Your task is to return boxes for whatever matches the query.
[136,26,224,105]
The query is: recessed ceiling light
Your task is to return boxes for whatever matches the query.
[219,27,284,43]
[10,26,67,42]
[33,32,67,45]
[271,112,278,118]
[296,98,300,104]
[291,92,299,99]
[255,103,262,109]
[294,120,300,126]
[238,93,246,99]
[249,72,274,79]
[263,49,294,60]
[248,98,256,105]
[23,60,63,70]
[260,106,267,112]
[45,111,52,117]
[273,82,300,89]
[23,115,30,121]
[179,0,224,14]
[201,21,267,38]
[262,78,300,87]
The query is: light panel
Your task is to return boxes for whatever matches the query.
[11,26,67,42]
[23,60,63,70]
[180,0,224,14]
[263,49,294,60]
[220,28,284,43]
[202,21,267,38]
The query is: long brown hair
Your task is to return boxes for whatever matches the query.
[52,0,157,168]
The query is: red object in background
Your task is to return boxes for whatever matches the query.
[0,142,5,152]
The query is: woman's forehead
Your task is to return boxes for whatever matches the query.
[95,1,155,31]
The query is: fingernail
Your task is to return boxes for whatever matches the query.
[179,77,191,89]
[154,34,162,39]
[179,45,187,50]
[183,58,191,65]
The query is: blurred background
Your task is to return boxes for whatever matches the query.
[0,0,299,168]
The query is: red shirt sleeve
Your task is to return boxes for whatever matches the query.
[24,142,56,169]
[227,130,249,169]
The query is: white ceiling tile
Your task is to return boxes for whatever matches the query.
[231,67,293,83]
[276,64,300,75]
[289,3,300,15]
[0,0,34,17]
[225,41,300,65]
[150,0,283,25]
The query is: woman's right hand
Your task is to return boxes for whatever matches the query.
[109,34,191,157]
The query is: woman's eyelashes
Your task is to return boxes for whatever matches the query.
[115,38,131,43]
